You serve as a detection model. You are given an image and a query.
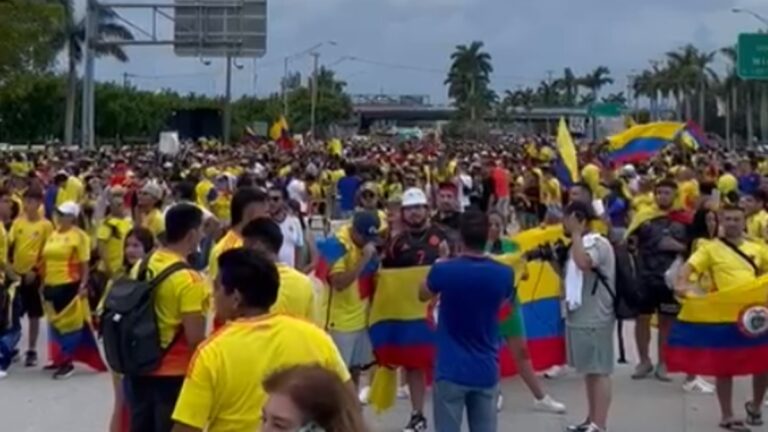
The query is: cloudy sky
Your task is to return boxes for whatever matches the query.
[79,0,768,103]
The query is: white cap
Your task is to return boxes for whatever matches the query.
[57,201,80,217]
[620,164,637,176]
[401,188,428,207]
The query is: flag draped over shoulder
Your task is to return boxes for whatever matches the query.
[554,117,580,187]
[667,278,768,376]
[315,233,376,300]
[607,121,685,164]
[46,297,106,371]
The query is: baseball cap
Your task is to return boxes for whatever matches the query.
[352,211,380,243]
[140,182,163,200]
[57,201,80,218]
[401,187,428,207]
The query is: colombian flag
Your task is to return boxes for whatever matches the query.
[553,117,580,187]
[607,121,685,164]
[315,231,377,301]
[667,278,768,376]
[46,296,106,371]
[269,116,295,151]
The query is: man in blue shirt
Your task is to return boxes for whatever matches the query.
[420,209,512,432]
[336,163,361,219]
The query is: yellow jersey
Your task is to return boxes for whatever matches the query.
[56,177,85,205]
[140,208,165,239]
[272,263,315,320]
[9,217,53,274]
[172,314,349,432]
[581,163,606,199]
[321,226,370,332]
[717,173,738,198]
[41,227,91,286]
[96,216,134,275]
[747,210,768,242]
[208,230,243,283]
[195,179,215,209]
[688,238,768,292]
[129,248,209,376]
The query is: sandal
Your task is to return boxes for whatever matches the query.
[719,420,750,432]
[745,402,764,426]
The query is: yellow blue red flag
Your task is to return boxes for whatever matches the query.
[554,117,579,186]
[607,121,685,163]
[667,277,768,376]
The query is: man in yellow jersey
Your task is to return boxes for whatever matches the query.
[8,187,53,367]
[675,205,768,430]
[96,187,133,279]
[242,218,315,320]
[53,170,85,206]
[207,187,269,283]
[324,211,380,387]
[741,190,768,243]
[171,248,350,432]
[127,203,209,432]
[137,182,166,240]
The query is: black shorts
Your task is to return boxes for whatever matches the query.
[18,274,43,319]
[637,282,680,316]
[42,282,80,314]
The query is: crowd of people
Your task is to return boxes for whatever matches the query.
[0,133,767,432]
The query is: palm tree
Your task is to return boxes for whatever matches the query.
[720,46,743,147]
[50,0,133,146]
[555,67,579,106]
[536,80,560,107]
[665,45,716,124]
[579,66,613,101]
[445,41,494,122]
[602,92,627,105]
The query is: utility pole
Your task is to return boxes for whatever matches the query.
[81,0,96,149]
[223,54,233,147]
[123,72,129,89]
[282,56,289,117]
[310,51,319,139]
[546,69,554,135]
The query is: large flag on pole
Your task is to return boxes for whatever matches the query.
[554,117,580,186]
[269,116,295,151]
[607,121,685,163]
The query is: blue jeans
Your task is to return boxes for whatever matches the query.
[433,380,498,432]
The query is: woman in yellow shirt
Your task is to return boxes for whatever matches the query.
[40,201,93,379]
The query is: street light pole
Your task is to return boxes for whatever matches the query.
[732,8,768,27]
[223,54,233,147]
[310,51,320,139]
[282,40,337,121]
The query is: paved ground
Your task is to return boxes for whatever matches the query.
[0,323,764,432]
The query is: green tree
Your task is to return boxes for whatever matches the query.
[555,67,579,106]
[50,0,134,146]
[579,66,614,101]
[0,2,62,81]
[444,41,494,122]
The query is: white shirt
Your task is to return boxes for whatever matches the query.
[286,178,308,213]
[457,174,473,211]
[278,214,304,268]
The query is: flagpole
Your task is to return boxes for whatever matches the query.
[310,51,320,139]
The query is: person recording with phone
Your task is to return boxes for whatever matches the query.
[527,201,616,432]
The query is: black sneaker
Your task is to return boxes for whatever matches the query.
[52,363,74,380]
[565,420,591,432]
[24,350,38,367]
[403,412,428,432]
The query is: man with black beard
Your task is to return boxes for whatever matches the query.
[383,187,450,432]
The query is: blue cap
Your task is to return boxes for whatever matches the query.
[352,211,380,242]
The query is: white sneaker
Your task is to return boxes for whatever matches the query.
[0,370,7,380]
[497,392,504,412]
[397,385,410,400]
[358,385,371,405]
[543,365,567,379]
[534,395,566,414]
[683,377,714,394]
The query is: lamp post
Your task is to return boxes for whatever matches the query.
[732,8,768,27]
[281,40,337,117]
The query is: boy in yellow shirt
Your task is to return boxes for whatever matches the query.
[172,248,349,432]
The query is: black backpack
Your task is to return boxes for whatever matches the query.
[100,255,190,375]
[593,240,643,320]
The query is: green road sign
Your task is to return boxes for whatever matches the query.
[738,33,768,80]
[588,102,623,118]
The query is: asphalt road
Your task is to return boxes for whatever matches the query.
[0,323,763,432]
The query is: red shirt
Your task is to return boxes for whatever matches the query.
[491,167,510,198]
